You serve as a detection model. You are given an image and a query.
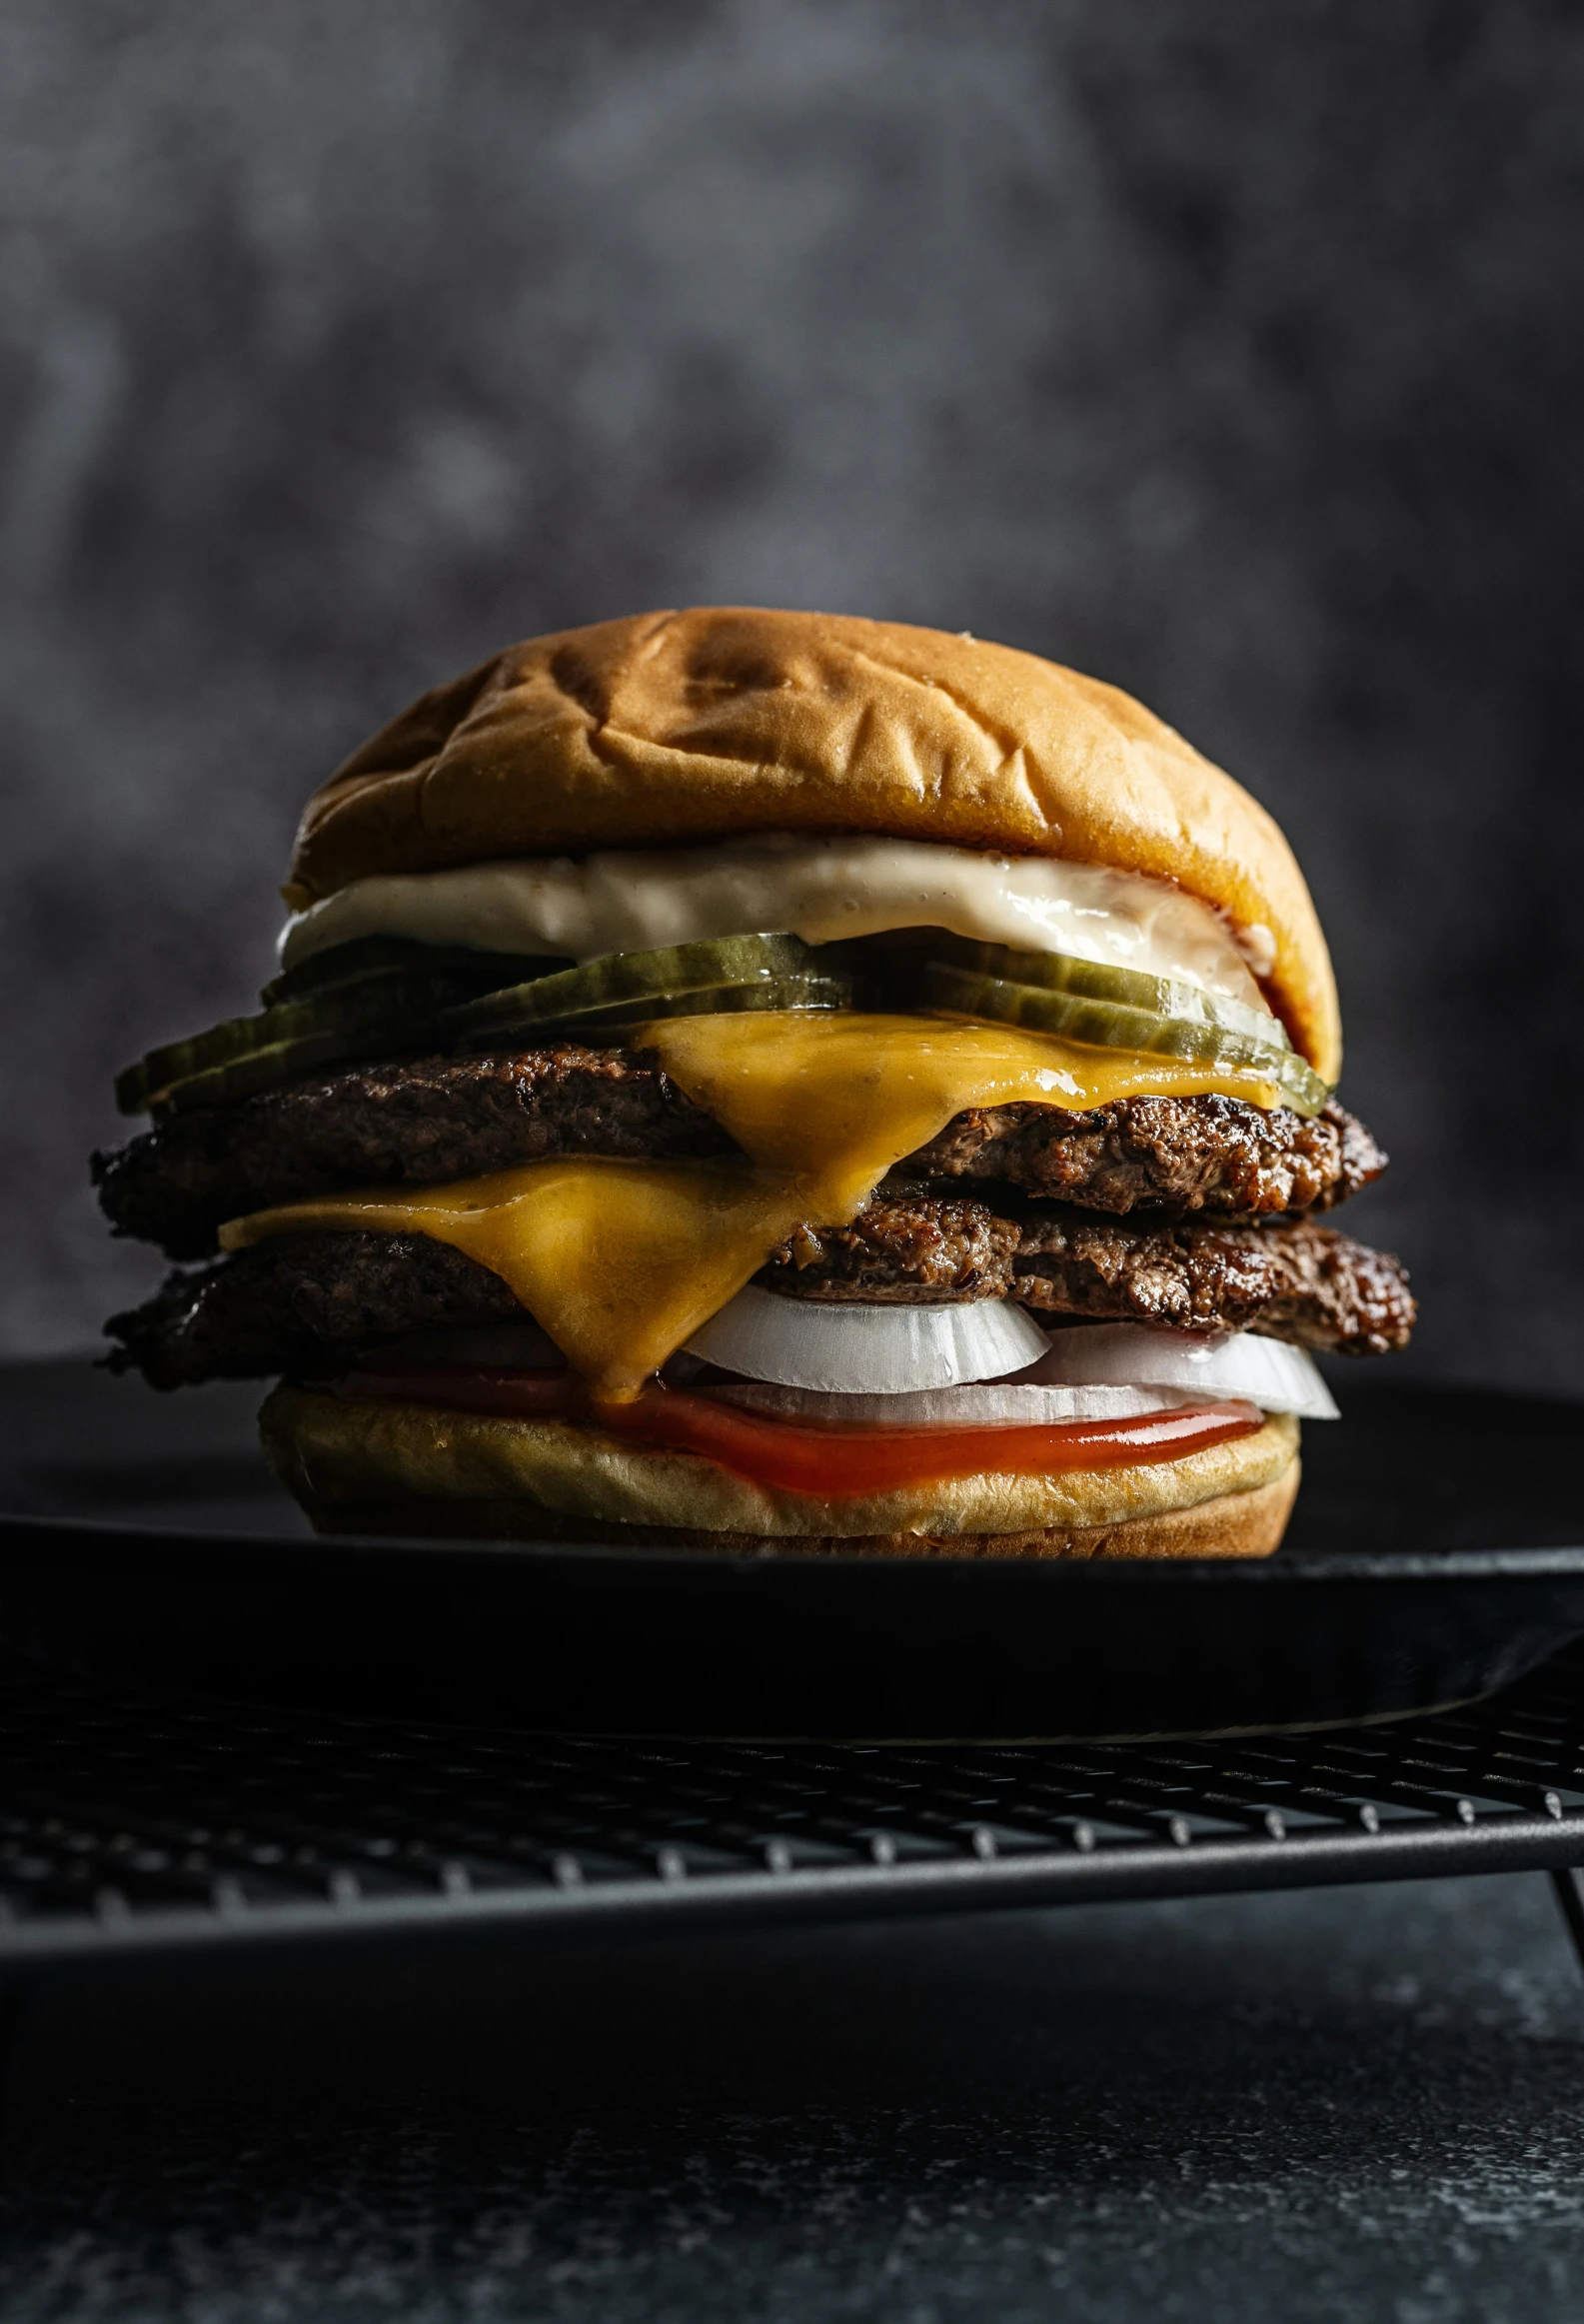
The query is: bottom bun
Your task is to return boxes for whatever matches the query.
[262,1386,1301,1560]
[291,1465,1299,1559]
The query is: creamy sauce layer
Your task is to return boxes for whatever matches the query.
[223,1013,1284,1400]
[280,836,1270,1007]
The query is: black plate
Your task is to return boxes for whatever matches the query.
[1,1360,1582,1739]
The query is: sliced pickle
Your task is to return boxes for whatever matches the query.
[450,974,852,1052]
[119,987,435,1115]
[118,942,570,1115]
[929,937,1287,1050]
[923,963,1329,1116]
[806,928,951,1011]
[443,933,817,1046]
[120,986,403,1114]
[148,1027,391,1118]
[118,1019,274,1113]
[261,936,564,1010]
[139,973,850,1112]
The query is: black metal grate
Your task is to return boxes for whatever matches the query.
[5,1643,1584,1964]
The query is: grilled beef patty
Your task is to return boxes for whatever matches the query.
[1009,1215,1413,1353]
[108,1200,1413,1389]
[106,1232,524,1389]
[907,1092,1383,1216]
[92,1048,735,1260]
[94,1048,1384,1258]
[768,1196,1414,1352]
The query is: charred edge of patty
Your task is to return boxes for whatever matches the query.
[766,1195,1415,1354]
[103,1232,522,1390]
[1008,1214,1416,1356]
[769,1194,1024,1302]
[903,1094,1383,1217]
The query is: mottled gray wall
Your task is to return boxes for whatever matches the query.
[3,0,1581,1384]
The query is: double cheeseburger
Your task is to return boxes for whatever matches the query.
[97,609,1413,1556]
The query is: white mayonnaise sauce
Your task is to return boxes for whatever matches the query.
[279,835,1268,1007]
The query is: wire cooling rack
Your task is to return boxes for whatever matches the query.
[5,1639,1584,1966]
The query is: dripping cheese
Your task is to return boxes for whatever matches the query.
[221,1013,1285,1400]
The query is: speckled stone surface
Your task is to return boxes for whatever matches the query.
[4,1873,1583,2320]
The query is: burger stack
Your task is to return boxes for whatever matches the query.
[95,610,1414,1557]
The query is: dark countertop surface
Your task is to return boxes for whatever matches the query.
[4,1870,1583,2322]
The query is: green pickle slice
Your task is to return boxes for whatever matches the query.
[122,948,851,1115]
[117,939,571,1115]
[929,937,1287,1049]
[443,933,819,1045]
[145,1029,380,1118]
[922,962,1329,1116]
[116,924,1327,1122]
[119,984,414,1114]
[261,935,564,1010]
[449,973,851,1051]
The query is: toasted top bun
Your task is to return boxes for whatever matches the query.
[291,608,1340,1080]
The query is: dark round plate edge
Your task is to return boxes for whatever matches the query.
[2,1508,1583,1587]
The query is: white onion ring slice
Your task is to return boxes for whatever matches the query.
[683,1285,1050,1392]
[701,1380,1260,1428]
[1025,1323,1338,1419]
[375,1307,1334,1422]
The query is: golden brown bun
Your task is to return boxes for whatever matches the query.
[290,609,1340,1080]
[260,1386,1299,1560]
[293,1466,1298,1560]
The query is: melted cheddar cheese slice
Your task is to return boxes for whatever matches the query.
[221,1012,1285,1400]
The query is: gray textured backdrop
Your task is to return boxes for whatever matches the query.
[3,0,1581,1383]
